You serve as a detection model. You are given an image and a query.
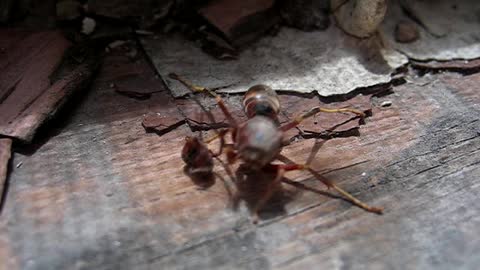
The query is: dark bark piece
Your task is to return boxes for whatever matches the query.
[198,0,279,46]
[0,138,11,206]
[0,30,102,142]
[0,30,71,141]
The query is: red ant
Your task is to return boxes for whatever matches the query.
[172,73,383,223]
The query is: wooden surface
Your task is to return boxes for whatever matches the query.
[0,46,479,270]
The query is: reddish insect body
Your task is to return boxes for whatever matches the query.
[172,73,383,222]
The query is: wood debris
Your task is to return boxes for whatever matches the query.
[0,29,100,142]
[198,0,278,47]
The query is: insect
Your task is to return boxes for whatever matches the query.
[170,73,383,222]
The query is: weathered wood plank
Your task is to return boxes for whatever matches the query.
[0,46,479,270]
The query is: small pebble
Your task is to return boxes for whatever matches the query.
[135,30,154,36]
[108,40,127,49]
[381,101,392,107]
[81,17,96,35]
[395,21,419,43]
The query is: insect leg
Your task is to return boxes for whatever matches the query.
[277,154,383,214]
[280,106,365,131]
[169,73,238,127]
[251,166,286,224]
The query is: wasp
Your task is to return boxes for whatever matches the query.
[170,73,382,223]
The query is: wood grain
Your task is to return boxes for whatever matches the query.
[0,47,479,269]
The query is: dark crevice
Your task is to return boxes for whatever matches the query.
[0,155,13,215]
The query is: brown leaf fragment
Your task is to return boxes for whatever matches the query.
[142,112,185,136]
[198,0,278,46]
[0,138,12,204]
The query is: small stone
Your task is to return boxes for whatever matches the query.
[81,17,96,35]
[381,100,392,107]
[108,40,127,49]
[332,0,387,38]
[395,21,419,43]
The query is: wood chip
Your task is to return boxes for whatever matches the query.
[0,30,99,142]
[0,30,70,141]
[198,0,277,46]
